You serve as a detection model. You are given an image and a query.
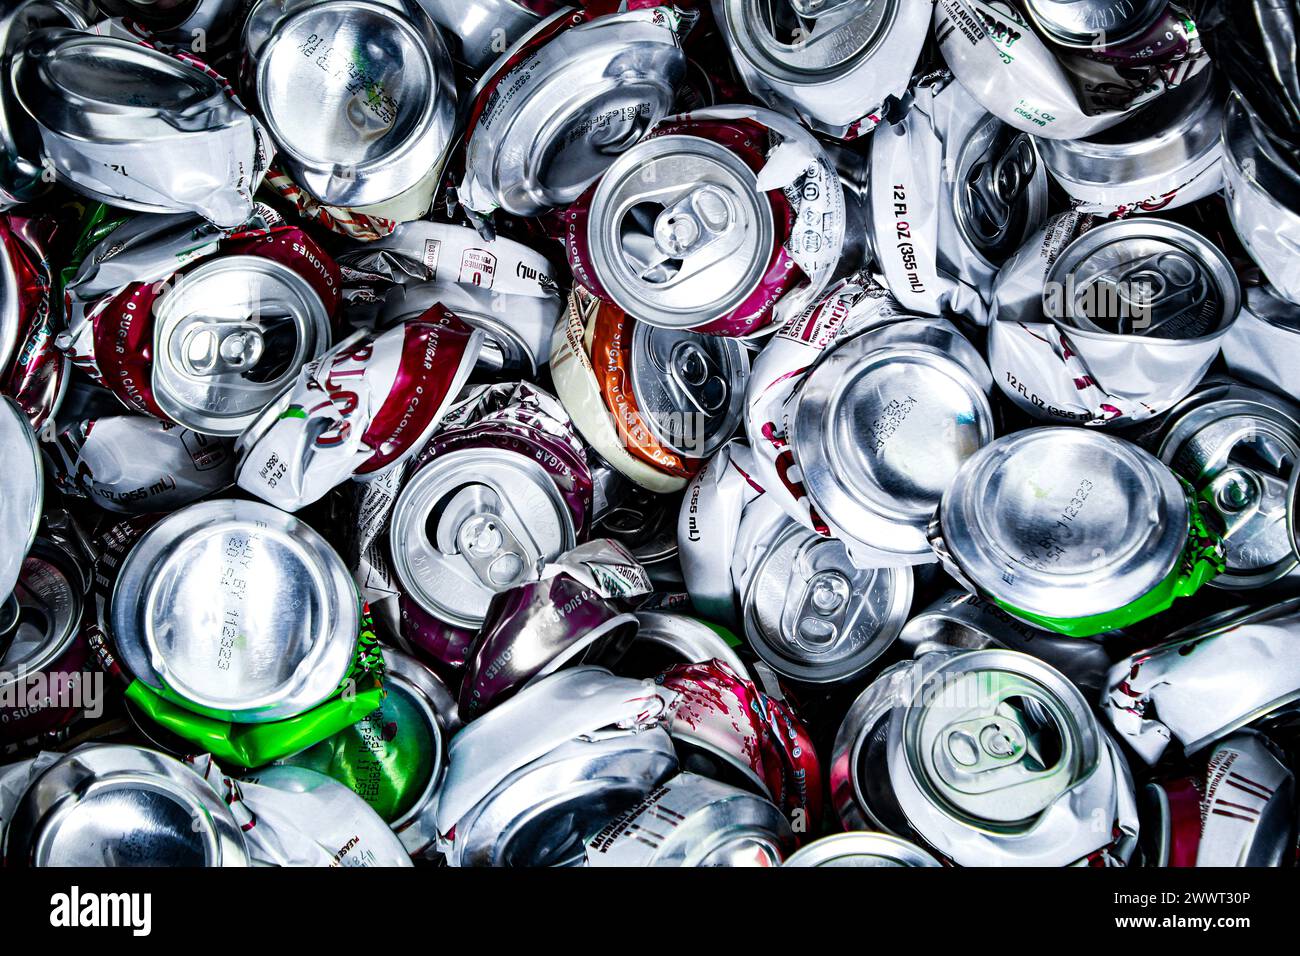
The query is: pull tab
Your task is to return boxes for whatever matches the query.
[181,321,267,376]
[1205,467,1268,539]
[792,568,853,650]
[964,132,1035,248]
[435,485,534,590]
[668,339,729,417]
[943,715,1027,772]
[637,184,739,284]
[1102,251,1209,335]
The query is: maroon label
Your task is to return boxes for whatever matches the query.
[399,595,476,674]
[355,306,478,476]
[0,212,61,428]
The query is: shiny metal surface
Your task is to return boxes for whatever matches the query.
[0,396,41,601]
[586,135,773,328]
[247,0,456,210]
[783,831,941,867]
[1047,218,1239,341]
[585,772,793,867]
[1,538,82,685]
[1021,0,1166,47]
[417,0,544,71]
[937,428,1190,619]
[625,611,750,680]
[1036,67,1223,207]
[3,743,249,867]
[387,447,576,630]
[111,499,361,722]
[629,322,748,459]
[1156,382,1300,589]
[152,256,332,436]
[461,9,686,216]
[792,318,994,559]
[954,116,1049,266]
[742,518,912,683]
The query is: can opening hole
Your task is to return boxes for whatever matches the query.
[620,202,683,284]
[999,696,1063,773]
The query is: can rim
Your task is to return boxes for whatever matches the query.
[0,395,42,603]
[783,830,941,867]
[719,0,894,85]
[0,538,83,690]
[1020,0,1166,49]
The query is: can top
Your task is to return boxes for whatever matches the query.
[1021,0,1166,48]
[893,649,1099,827]
[1036,67,1222,189]
[0,539,83,691]
[586,135,774,328]
[742,519,912,683]
[954,116,1048,267]
[1046,218,1240,341]
[793,320,993,557]
[939,428,1189,619]
[1157,384,1300,589]
[629,321,748,459]
[783,831,941,867]
[388,447,576,630]
[720,0,892,80]
[152,255,331,436]
[251,0,456,208]
[2,743,249,866]
[463,10,685,216]
[110,499,361,722]
[0,396,42,601]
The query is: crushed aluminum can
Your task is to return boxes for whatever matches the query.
[49,414,234,513]
[552,286,750,493]
[383,382,591,659]
[989,215,1240,426]
[1018,0,1167,49]
[656,657,821,826]
[109,498,361,723]
[789,316,995,566]
[418,0,553,72]
[92,0,245,49]
[1102,598,1300,765]
[711,0,931,140]
[931,427,1225,637]
[235,308,482,511]
[898,589,1118,699]
[677,440,766,624]
[0,395,42,601]
[456,6,691,220]
[869,76,1049,324]
[1139,730,1295,868]
[783,831,942,867]
[458,540,649,720]
[590,463,682,580]
[2,743,250,866]
[560,105,846,337]
[12,26,269,227]
[0,211,64,428]
[337,220,562,376]
[61,211,342,436]
[242,0,457,222]
[1221,284,1300,399]
[1035,65,1225,217]
[585,771,794,866]
[279,646,458,858]
[433,666,677,867]
[933,0,1209,141]
[1150,379,1300,590]
[201,760,413,866]
[0,537,97,753]
[615,611,750,681]
[1221,91,1300,305]
[0,0,89,209]
[832,648,1139,866]
[736,493,913,683]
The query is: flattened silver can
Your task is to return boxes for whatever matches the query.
[243,0,457,220]
[784,831,942,867]
[585,772,793,867]
[790,317,995,564]
[712,0,931,139]
[1221,284,1300,398]
[417,0,550,72]
[1221,95,1300,304]
[109,499,361,723]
